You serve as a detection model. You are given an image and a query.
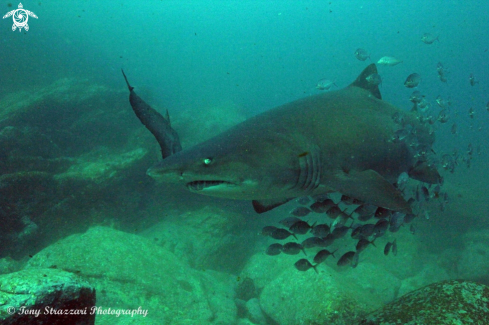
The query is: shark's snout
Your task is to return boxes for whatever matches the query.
[146,160,183,183]
[147,158,235,188]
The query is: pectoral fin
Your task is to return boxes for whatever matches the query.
[252,198,294,214]
[408,161,442,184]
[329,169,412,213]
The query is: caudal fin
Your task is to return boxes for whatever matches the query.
[121,69,134,91]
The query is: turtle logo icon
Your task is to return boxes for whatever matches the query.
[3,3,38,32]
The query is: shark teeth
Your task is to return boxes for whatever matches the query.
[187,180,229,191]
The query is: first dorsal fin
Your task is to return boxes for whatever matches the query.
[349,63,381,100]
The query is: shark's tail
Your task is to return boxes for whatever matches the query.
[121,69,134,91]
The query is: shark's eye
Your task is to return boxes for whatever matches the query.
[203,158,213,166]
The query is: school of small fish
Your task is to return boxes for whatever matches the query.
[263,167,451,272]
[287,33,487,272]
[262,182,447,272]
[348,37,483,177]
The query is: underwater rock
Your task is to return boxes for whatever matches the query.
[4,154,75,176]
[0,78,159,259]
[140,205,251,273]
[342,262,401,304]
[53,147,149,186]
[0,268,95,325]
[360,279,489,324]
[257,258,383,325]
[239,251,300,292]
[245,298,267,325]
[0,171,55,256]
[236,319,258,325]
[436,247,462,279]
[397,262,450,297]
[0,171,55,200]
[0,125,65,173]
[357,231,425,281]
[0,257,23,275]
[198,269,238,325]
[242,243,413,324]
[241,249,401,306]
[0,78,138,155]
[235,277,257,301]
[25,226,237,324]
[457,229,489,284]
[174,100,246,148]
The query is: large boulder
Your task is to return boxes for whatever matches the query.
[356,229,428,281]
[341,262,401,305]
[25,226,237,325]
[0,258,23,276]
[240,250,400,325]
[53,146,149,187]
[239,249,300,292]
[0,78,158,258]
[398,262,450,297]
[360,280,489,324]
[139,205,253,273]
[0,78,138,156]
[174,100,246,149]
[0,268,95,325]
[259,265,379,325]
[456,229,489,284]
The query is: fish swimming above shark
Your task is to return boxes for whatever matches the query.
[146,64,441,214]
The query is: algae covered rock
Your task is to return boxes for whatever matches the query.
[356,230,426,281]
[239,250,300,292]
[0,78,135,155]
[258,262,382,325]
[0,258,23,276]
[174,100,246,149]
[54,146,149,186]
[0,268,95,325]
[342,262,401,305]
[397,262,450,297]
[0,77,156,258]
[241,248,403,324]
[140,205,252,273]
[360,279,489,324]
[25,226,237,324]
[457,229,489,284]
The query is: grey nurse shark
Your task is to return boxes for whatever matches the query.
[147,64,440,214]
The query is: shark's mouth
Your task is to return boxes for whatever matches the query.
[187,180,232,191]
